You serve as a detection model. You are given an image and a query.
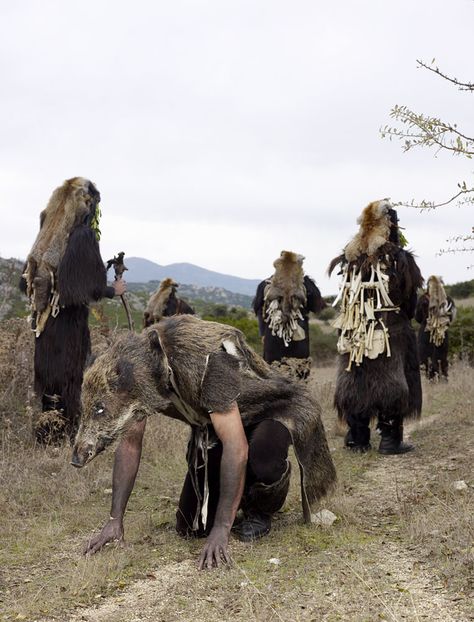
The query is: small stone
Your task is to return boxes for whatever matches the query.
[268,558,281,565]
[453,480,468,491]
[103,488,113,495]
[311,509,338,526]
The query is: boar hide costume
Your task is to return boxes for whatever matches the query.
[415,275,456,380]
[253,251,326,380]
[143,277,195,327]
[73,315,336,550]
[329,199,423,454]
[21,177,117,443]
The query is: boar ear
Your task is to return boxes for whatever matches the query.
[115,358,135,393]
[148,329,163,353]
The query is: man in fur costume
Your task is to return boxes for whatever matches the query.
[253,251,326,380]
[415,276,456,380]
[20,177,126,443]
[143,277,194,327]
[329,199,423,454]
[71,315,336,569]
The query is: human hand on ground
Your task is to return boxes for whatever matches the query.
[83,517,124,555]
[198,526,231,570]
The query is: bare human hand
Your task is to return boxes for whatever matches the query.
[198,526,231,570]
[83,517,124,555]
[113,279,127,297]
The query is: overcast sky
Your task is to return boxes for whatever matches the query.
[1,0,473,293]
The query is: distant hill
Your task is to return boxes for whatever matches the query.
[128,281,253,309]
[125,257,261,296]
[0,257,255,323]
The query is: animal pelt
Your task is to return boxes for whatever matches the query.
[335,323,422,423]
[262,251,307,345]
[254,273,325,364]
[75,315,336,520]
[427,275,447,310]
[332,245,423,425]
[343,199,393,262]
[270,356,312,381]
[23,178,103,334]
[143,278,194,327]
[415,289,455,378]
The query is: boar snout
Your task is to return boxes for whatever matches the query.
[70,442,95,468]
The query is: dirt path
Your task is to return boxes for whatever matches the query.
[57,371,473,622]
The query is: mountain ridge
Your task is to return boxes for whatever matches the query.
[125,257,262,296]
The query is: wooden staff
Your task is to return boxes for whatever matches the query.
[106,252,135,331]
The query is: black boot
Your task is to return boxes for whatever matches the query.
[232,512,272,542]
[344,426,371,453]
[378,422,414,455]
[233,461,291,542]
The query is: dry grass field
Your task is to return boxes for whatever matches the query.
[0,320,473,621]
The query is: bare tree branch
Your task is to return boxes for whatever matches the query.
[395,187,474,210]
[381,58,473,260]
[416,59,474,91]
[381,106,474,156]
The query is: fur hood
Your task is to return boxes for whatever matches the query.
[23,177,100,334]
[263,251,307,344]
[144,278,179,324]
[269,251,305,295]
[344,199,393,261]
[427,275,447,311]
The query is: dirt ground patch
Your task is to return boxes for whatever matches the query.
[1,358,473,621]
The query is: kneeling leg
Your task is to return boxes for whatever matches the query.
[233,420,291,542]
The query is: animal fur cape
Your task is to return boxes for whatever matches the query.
[144,278,179,325]
[330,199,423,422]
[84,315,336,521]
[263,251,307,346]
[155,316,335,521]
[343,199,393,262]
[23,177,99,335]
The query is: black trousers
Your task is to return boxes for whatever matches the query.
[176,419,291,537]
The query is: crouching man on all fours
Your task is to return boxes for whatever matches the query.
[71,315,336,569]
[329,199,423,455]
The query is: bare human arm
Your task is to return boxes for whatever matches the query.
[83,418,147,554]
[198,402,248,570]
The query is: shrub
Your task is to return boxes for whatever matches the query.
[309,324,337,364]
[449,305,474,363]
[317,306,337,322]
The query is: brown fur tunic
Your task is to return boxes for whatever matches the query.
[157,316,336,518]
[78,315,336,521]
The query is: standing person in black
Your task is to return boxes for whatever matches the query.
[21,177,126,443]
[253,251,325,380]
[329,199,423,454]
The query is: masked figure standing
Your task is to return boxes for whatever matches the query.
[415,276,456,380]
[253,251,325,380]
[21,177,125,443]
[329,199,423,454]
[143,278,194,327]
